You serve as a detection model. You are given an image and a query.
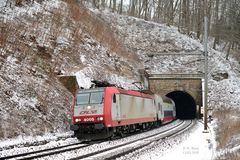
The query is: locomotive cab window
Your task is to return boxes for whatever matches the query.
[90,92,104,104]
[76,92,104,105]
[76,93,90,105]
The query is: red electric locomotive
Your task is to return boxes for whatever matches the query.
[70,87,175,140]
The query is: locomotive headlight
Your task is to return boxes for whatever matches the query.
[87,106,91,109]
[97,117,103,121]
[75,118,81,122]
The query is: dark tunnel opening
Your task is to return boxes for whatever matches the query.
[166,91,196,119]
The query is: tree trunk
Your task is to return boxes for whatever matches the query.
[196,0,202,39]
[168,0,174,25]
[112,0,116,12]
[15,0,22,6]
[178,0,182,31]
[119,0,123,14]
[92,0,99,9]
[130,0,135,16]
[157,0,162,20]
[144,0,148,21]
[213,0,219,49]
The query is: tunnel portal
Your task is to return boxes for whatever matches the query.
[166,91,196,119]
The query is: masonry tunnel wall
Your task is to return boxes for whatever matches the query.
[149,79,202,119]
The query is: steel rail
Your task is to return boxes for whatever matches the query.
[0,120,188,160]
[70,120,188,160]
[106,120,194,160]
[0,141,92,160]
[0,121,177,160]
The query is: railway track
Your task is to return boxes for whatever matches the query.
[69,120,194,160]
[0,120,193,160]
[0,141,95,160]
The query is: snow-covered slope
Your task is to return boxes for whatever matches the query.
[0,1,141,139]
[91,9,240,109]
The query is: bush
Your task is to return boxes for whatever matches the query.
[216,151,240,160]
[214,109,240,149]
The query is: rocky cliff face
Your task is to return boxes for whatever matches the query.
[0,1,141,138]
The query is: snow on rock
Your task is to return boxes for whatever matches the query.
[0,0,141,139]
[56,36,70,46]
[75,69,93,89]
[0,0,7,7]
[10,92,38,110]
[208,50,240,109]
[74,67,138,90]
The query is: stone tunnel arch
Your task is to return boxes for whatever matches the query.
[166,91,196,119]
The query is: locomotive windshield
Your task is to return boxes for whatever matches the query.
[76,93,89,105]
[76,92,104,105]
[90,92,104,104]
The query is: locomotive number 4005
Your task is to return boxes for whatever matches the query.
[83,118,94,122]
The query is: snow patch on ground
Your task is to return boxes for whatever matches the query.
[0,131,73,150]
[133,121,215,160]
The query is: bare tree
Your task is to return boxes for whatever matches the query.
[92,0,99,9]
[213,0,219,49]
[81,0,240,57]
[119,0,123,14]
[129,0,136,16]
[143,0,148,20]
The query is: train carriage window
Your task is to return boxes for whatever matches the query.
[164,111,173,117]
[162,97,172,104]
[158,103,161,110]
